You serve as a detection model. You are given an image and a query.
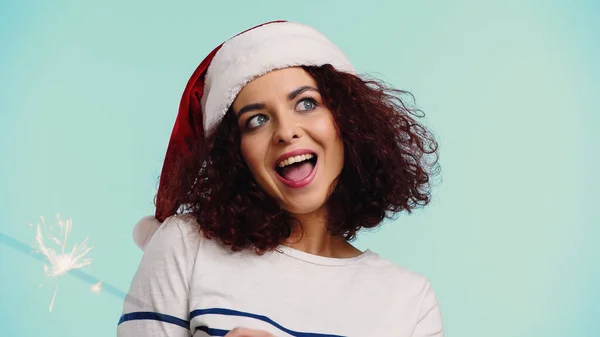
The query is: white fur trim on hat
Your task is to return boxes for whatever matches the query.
[133,215,161,250]
[201,21,355,133]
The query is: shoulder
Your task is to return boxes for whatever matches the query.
[155,213,200,238]
[362,253,443,329]
[368,257,444,335]
[362,252,437,298]
[143,214,204,260]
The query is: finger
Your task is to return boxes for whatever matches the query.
[225,327,275,337]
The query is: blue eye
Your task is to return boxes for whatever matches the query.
[297,98,317,111]
[246,114,269,129]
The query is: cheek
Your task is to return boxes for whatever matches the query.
[240,136,270,179]
[331,135,345,171]
[314,114,344,152]
[311,114,336,138]
[240,136,277,197]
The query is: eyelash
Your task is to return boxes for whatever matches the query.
[244,97,319,130]
[298,97,318,111]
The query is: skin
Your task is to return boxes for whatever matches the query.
[232,67,362,258]
[224,328,275,337]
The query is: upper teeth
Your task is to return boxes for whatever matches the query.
[278,154,315,168]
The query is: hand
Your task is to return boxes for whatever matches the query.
[224,328,276,337]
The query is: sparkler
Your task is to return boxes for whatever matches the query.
[32,214,94,312]
[91,281,102,293]
[1,224,131,310]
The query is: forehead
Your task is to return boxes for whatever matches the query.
[234,67,317,105]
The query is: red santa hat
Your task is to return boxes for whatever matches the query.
[133,20,356,250]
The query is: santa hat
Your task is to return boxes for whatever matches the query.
[133,20,356,250]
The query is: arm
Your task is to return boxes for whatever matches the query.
[412,281,444,337]
[117,216,199,337]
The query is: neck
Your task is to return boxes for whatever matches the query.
[282,207,362,258]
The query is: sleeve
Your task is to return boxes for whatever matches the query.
[117,216,200,337]
[412,281,444,337]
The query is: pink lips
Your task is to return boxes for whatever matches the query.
[274,149,318,188]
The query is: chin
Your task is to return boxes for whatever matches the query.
[276,179,339,216]
[281,199,325,214]
[281,198,327,216]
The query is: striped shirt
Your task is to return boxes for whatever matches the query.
[117,215,443,337]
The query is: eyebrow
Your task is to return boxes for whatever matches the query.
[237,103,266,118]
[288,85,318,100]
[235,85,319,119]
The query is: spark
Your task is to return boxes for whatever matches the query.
[91,281,102,293]
[33,214,94,312]
[49,285,58,312]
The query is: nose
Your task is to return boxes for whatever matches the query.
[272,110,303,144]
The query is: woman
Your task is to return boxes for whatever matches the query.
[118,21,442,337]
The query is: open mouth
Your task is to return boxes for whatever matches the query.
[275,153,318,183]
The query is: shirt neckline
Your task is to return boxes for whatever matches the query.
[275,244,374,266]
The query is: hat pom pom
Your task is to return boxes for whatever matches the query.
[133,216,161,250]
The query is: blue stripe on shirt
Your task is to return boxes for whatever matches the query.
[118,311,190,329]
[191,308,346,337]
[197,326,229,336]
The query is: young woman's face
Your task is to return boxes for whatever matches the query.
[232,67,344,215]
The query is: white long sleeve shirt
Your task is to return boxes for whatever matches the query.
[117,215,443,337]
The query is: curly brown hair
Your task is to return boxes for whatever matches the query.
[164,64,439,253]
